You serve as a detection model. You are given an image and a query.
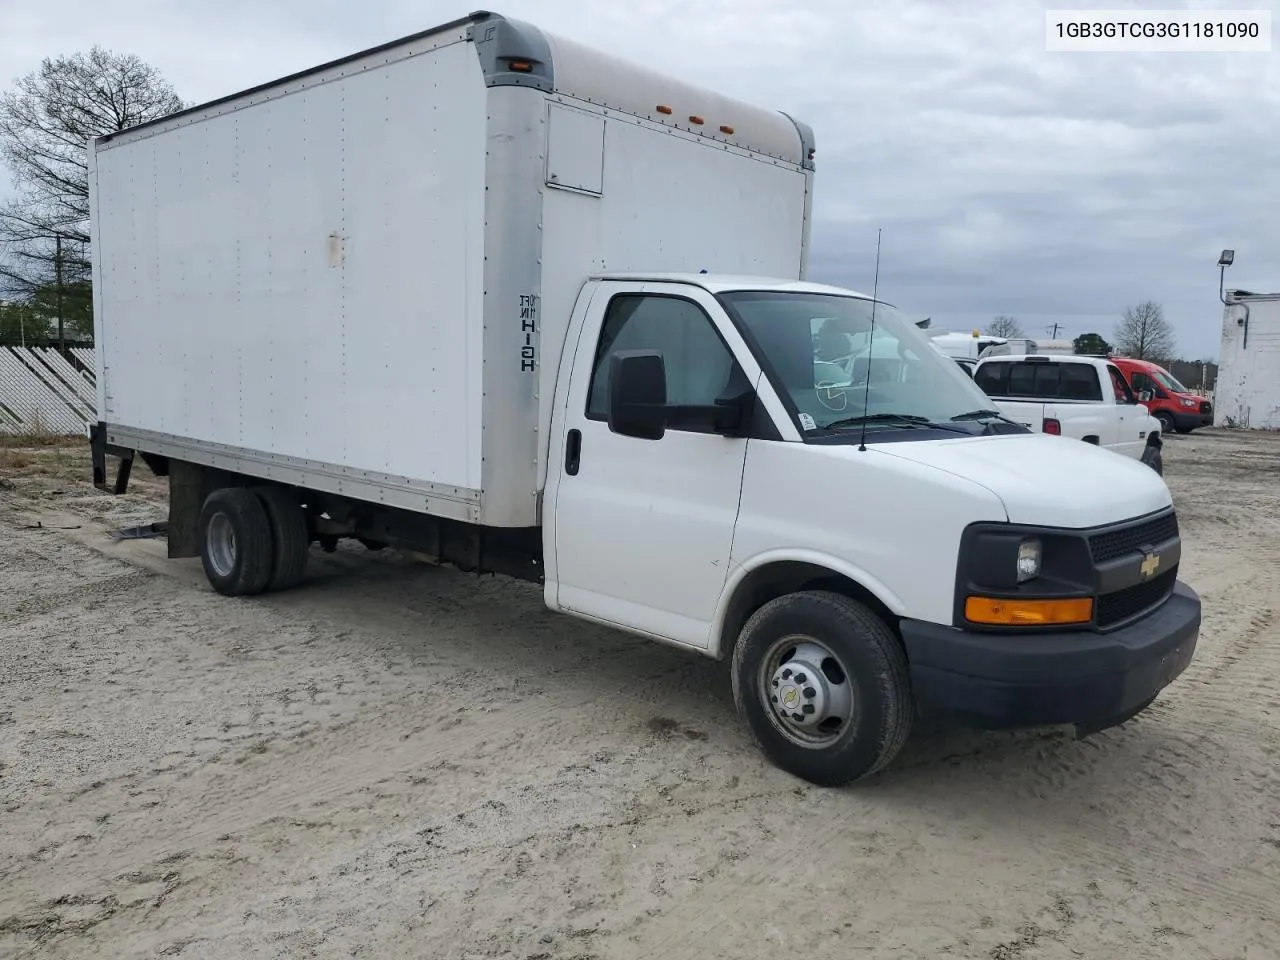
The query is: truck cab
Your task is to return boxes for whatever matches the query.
[1109,357,1213,434]
[542,274,1200,785]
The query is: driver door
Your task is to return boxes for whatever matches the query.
[1107,363,1144,452]
[551,283,755,648]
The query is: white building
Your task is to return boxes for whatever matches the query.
[1216,289,1280,429]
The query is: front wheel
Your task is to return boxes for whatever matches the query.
[1155,411,1176,435]
[731,591,914,787]
[1141,443,1164,475]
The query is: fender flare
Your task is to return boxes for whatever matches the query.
[707,549,907,660]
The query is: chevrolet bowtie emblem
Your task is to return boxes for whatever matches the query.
[1140,552,1160,578]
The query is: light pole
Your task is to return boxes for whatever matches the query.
[51,231,86,355]
[56,233,64,353]
[1219,248,1249,350]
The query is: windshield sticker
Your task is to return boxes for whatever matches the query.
[798,413,817,431]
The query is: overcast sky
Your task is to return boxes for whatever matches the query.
[2,0,1276,359]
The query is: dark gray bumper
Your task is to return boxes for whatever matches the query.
[899,581,1201,730]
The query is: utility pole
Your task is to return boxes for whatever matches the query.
[55,233,65,354]
[1047,322,1061,339]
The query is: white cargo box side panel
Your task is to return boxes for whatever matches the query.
[92,37,487,492]
[542,105,807,281]
[535,104,808,480]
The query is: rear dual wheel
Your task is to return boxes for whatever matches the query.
[199,486,310,596]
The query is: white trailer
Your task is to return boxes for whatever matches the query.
[90,11,1202,787]
[929,331,1009,360]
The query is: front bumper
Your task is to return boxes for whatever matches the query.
[1171,408,1213,431]
[899,581,1200,730]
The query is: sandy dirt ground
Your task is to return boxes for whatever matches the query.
[1,430,1278,960]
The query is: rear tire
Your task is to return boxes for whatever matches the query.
[253,486,310,591]
[1141,443,1164,475]
[199,488,273,597]
[730,591,913,787]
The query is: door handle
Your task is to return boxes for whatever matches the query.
[565,428,582,476]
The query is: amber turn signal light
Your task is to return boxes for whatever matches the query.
[964,596,1093,626]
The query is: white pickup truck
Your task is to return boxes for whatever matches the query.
[973,355,1164,473]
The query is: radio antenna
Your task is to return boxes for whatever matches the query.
[858,228,882,453]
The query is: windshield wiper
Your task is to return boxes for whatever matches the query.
[949,409,1030,434]
[823,413,967,434]
[950,409,1021,425]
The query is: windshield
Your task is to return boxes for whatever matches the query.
[718,290,1000,435]
[1153,369,1191,394]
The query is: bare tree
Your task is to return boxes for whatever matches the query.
[1114,301,1176,361]
[0,47,185,321]
[986,314,1023,338]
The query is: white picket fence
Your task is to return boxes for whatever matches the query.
[0,346,96,436]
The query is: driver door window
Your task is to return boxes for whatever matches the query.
[1131,372,1164,399]
[586,294,735,430]
[1108,365,1135,404]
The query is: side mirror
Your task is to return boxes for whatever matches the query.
[607,349,753,440]
[1138,389,1153,404]
[608,350,668,440]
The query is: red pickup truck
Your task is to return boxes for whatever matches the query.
[1109,357,1213,434]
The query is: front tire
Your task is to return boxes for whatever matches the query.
[1155,411,1176,435]
[1141,443,1164,475]
[199,488,274,597]
[731,591,913,787]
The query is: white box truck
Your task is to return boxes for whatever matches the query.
[88,10,1202,786]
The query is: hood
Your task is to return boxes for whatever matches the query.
[875,433,1172,528]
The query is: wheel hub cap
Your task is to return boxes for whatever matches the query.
[767,641,853,734]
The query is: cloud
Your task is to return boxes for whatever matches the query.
[2,0,1275,358]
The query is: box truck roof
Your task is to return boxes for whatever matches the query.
[95,10,812,168]
[591,274,871,299]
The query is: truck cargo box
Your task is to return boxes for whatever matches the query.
[89,10,815,527]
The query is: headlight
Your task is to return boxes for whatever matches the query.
[1017,538,1041,582]
[1181,398,1196,408]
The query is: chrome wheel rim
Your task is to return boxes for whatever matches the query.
[758,634,855,749]
[206,512,237,578]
